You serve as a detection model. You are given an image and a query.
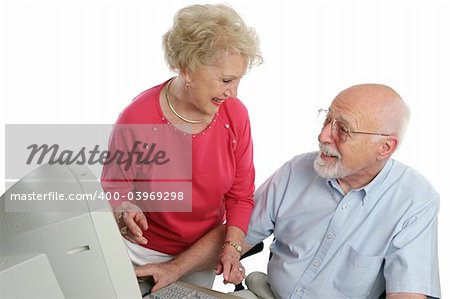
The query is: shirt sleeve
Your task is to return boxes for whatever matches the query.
[100,124,140,209]
[223,105,255,233]
[384,194,441,298]
[245,160,291,246]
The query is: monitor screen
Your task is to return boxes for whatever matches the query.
[0,163,142,298]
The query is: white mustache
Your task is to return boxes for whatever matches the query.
[319,143,341,159]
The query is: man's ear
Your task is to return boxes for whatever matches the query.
[377,136,398,160]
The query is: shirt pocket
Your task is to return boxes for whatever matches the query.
[328,244,384,298]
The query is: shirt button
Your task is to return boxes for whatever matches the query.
[313,260,320,267]
[327,233,334,239]
[296,288,303,294]
[342,204,348,209]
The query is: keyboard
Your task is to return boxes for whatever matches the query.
[148,282,219,299]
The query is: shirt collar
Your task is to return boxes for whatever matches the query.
[327,159,394,204]
[363,159,393,195]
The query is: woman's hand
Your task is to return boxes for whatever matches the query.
[113,201,148,245]
[135,262,182,292]
[215,245,246,285]
[215,226,246,284]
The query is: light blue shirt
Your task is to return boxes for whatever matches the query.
[246,152,440,299]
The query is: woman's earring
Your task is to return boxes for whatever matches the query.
[185,81,191,89]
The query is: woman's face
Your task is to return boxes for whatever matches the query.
[187,51,248,115]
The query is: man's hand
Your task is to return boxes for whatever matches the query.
[135,262,182,292]
[386,293,426,299]
[113,201,148,245]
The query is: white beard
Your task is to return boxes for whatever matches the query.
[313,144,351,179]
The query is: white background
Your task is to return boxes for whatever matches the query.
[1,0,448,296]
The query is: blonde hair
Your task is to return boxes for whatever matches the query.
[162,4,262,74]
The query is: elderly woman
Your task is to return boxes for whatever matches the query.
[101,4,262,292]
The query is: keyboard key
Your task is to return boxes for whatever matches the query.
[149,283,219,299]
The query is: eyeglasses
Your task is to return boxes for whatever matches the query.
[317,108,392,143]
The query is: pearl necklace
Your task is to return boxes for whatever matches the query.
[165,78,209,124]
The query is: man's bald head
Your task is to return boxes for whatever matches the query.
[333,84,410,144]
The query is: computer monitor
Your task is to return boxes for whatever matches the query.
[0,163,142,298]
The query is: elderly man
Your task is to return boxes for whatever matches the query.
[232,84,440,299]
